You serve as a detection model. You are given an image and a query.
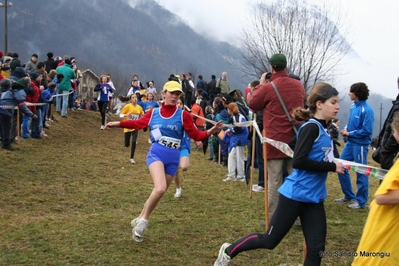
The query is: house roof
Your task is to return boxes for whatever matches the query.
[82,69,99,79]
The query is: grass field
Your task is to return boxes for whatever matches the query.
[0,110,381,266]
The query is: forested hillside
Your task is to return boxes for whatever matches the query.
[3,0,243,91]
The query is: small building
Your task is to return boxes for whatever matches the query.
[78,69,99,104]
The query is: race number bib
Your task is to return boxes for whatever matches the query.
[129,114,139,120]
[158,136,181,149]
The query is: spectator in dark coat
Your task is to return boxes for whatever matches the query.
[196,75,207,92]
[25,54,38,73]
[90,98,98,111]
[44,52,58,73]
[10,53,21,74]
[180,73,192,108]
[200,91,209,115]
[328,118,340,158]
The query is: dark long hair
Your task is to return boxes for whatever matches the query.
[292,83,338,121]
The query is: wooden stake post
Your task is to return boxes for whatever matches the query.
[249,114,256,199]
[17,110,20,144]
[218,144,221,165]
[262,129,269,229]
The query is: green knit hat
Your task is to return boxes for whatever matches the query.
[269,53,287,68]
[16,77,30,87]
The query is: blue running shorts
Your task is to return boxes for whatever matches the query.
[147,142,180,176]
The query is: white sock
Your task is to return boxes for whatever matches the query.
[139,218,148,224]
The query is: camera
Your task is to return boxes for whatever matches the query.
[265,72,272,80]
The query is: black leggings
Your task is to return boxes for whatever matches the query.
[226,194,326,266]
[124,130,138,159]
[97,101,108,125]
[0,113,12,147]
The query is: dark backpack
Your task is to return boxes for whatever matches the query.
[237,102,249,122]
[372,99,399,169]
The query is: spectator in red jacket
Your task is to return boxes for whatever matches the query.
[25,72,44,139]
[247,53,305,221]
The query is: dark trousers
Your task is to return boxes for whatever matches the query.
[333,143,340,158]
[209,93,217,107]
[210,136,219,162]
[255,133,265,187]
[68,91,74,109]
[50,100,55,119]
[227,194,326,266]
[97,101,108,126]
[125,130,139,159]
[0,113,12,148]
[41,104,48,128]
[218,136,228,164]
[185,92,192,108]
[31,108,42,138]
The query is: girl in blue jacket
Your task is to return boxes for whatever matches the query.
[94,75,115,129]
[214,83,346,266]
[223,102,249,182]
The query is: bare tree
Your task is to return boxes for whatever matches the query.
[235,0,351,91]
[106,66,132,96]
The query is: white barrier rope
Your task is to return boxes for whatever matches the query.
[0,91,73,109]
[190,109,387,179]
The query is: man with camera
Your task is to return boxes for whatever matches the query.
[247,53,305,221]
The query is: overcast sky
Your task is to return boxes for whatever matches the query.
[153,0,399,99]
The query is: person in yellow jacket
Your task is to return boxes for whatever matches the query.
[140,87,147,102]
[0,54,12,78]
[352,112,399,266]
[119,94,144,164]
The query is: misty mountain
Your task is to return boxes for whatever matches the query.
[2,0,244,93]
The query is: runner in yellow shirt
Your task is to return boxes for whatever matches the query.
[353,112,399,266]
[120,94,144,164]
